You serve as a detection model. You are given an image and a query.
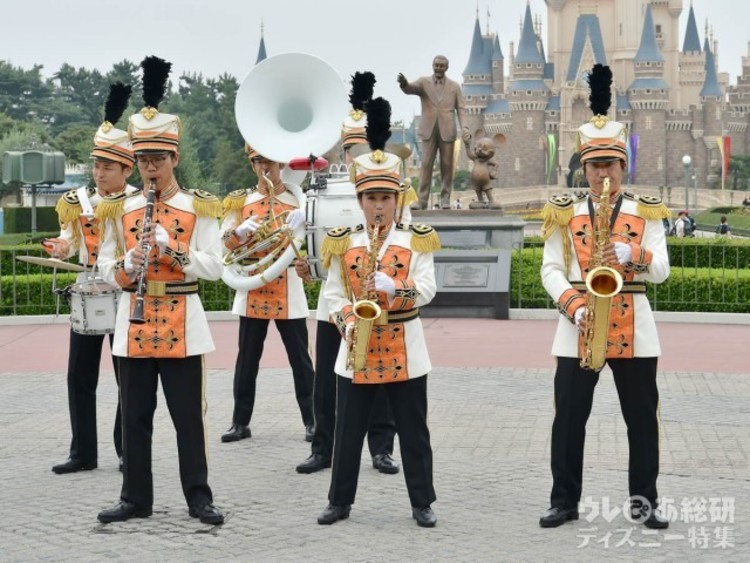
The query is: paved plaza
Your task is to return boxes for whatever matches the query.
[0,318,748,562]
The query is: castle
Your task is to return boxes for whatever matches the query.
[461,0,749,190]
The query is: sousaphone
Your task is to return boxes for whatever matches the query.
[223,53,348,292]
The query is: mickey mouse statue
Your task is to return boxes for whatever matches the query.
[464,135,501,209]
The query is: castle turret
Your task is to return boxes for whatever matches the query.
[628,4,670,186]
[256,22,267,64]
[700,38,726,186]
[678,3,704,108]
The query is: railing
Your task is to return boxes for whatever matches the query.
[2,241,749,317]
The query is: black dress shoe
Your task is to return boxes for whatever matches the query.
[372,453,400,475]
[98,501,152,523]
[644,509,669,529]
[296,453,331,474]
[189,503,225,525]
[221,424,251,443]
[305,425,315,442]
[317,504,351,525]
[52,458,97,474]
[539,506,579,528]
[412,506,437,528]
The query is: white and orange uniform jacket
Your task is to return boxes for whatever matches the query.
[221,185,309,320]
[54,185,138,278]
[541,191,671,359]
[97,185,223,358]
[323,222,440,384]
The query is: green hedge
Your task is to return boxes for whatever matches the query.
[510,247,750,313]
[2,207,60,233]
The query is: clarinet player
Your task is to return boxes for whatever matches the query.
[95,56,224,526]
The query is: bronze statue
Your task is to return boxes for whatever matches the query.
[464,136,501,209]
[398,55,469,210]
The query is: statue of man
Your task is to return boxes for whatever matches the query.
[398,55,470,210]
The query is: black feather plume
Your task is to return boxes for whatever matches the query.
[587,63,613,116]
[140,56,172,109]
[349,71,376,111]
[364,97,391,151]
[103,82,132,125]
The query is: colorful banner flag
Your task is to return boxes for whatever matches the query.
[628,134,639,184]
[546,134,556,185]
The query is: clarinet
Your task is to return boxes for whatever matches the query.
[129,181,157,324]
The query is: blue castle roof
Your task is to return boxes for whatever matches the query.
[634,5,664,63]
[464,18,492,75]
[566,14,608,82]
[700,38,723,97]
[515,3,544,64]
[682,4,702,53]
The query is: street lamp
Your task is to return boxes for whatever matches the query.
[682,155,692,210]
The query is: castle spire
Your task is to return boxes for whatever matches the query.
[515,2,543,64]
[255,20,267,64]
[682,3,702,53]
[463,15,491,75]
[700,37,723,97]
[634,4,664,63]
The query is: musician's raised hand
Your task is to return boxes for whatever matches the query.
[373,271,396,297]
[153,223,169,254]
[124,247,145,274]
[285,209,306,230]
[42,237,69,259]
[236,216,261,239]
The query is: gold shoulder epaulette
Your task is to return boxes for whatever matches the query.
[189,189,222,219]
[399,185,419,208]
[541,194,575,240]
[221,188,248,219]
[409,223,441,253]
[55,188,85,228]
[94,190,128,221]
[320,226,352,268]
[634,193,671,221]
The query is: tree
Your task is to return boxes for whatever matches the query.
[52,123,95,164]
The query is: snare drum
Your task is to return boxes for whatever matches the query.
[69,277,120,335]
[306,171,364,279]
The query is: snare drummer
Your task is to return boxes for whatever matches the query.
[46,83,137,475]
[219,146,315,443]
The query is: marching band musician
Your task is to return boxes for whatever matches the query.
[316,97,441,528]
[46,82,137,475]
[538,65,671,530]
[96,57,224,525]
[220,146,315,444]
[295,71,410,476]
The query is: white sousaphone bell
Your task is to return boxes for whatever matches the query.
[222,52,348,292]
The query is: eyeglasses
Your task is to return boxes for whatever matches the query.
[136,154,170,168]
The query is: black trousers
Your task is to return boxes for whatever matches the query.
[232,316,314,427]
[66,329,122,463]
[550,357,661,509]
[329,375,435,508]
[119,355,212,509]
[311,321,395,460]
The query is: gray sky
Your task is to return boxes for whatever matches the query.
[2,0,748,124]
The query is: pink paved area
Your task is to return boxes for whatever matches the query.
[0,318,746,374]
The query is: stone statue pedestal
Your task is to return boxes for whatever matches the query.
[410,209,525,319]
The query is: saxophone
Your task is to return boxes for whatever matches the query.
[346,215,384,371]
[580,177,624,370]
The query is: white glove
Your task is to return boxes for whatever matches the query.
[613,242,632,265]
[574,307,585,328]
[285,209,306,230]
[374,271,396,297]
[236,216,261,238]
[154,223,169,254]
[124,248,137,274]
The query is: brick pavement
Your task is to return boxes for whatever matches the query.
[0,360,748,562]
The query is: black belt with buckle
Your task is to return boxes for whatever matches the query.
[123,280,199,296]
[386,308,420,323]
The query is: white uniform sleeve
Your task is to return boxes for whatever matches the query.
[183,216,222,281]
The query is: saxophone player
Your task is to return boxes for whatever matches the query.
[96,57,225,526]
[539,65,671,530]
[316,98,441,528]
